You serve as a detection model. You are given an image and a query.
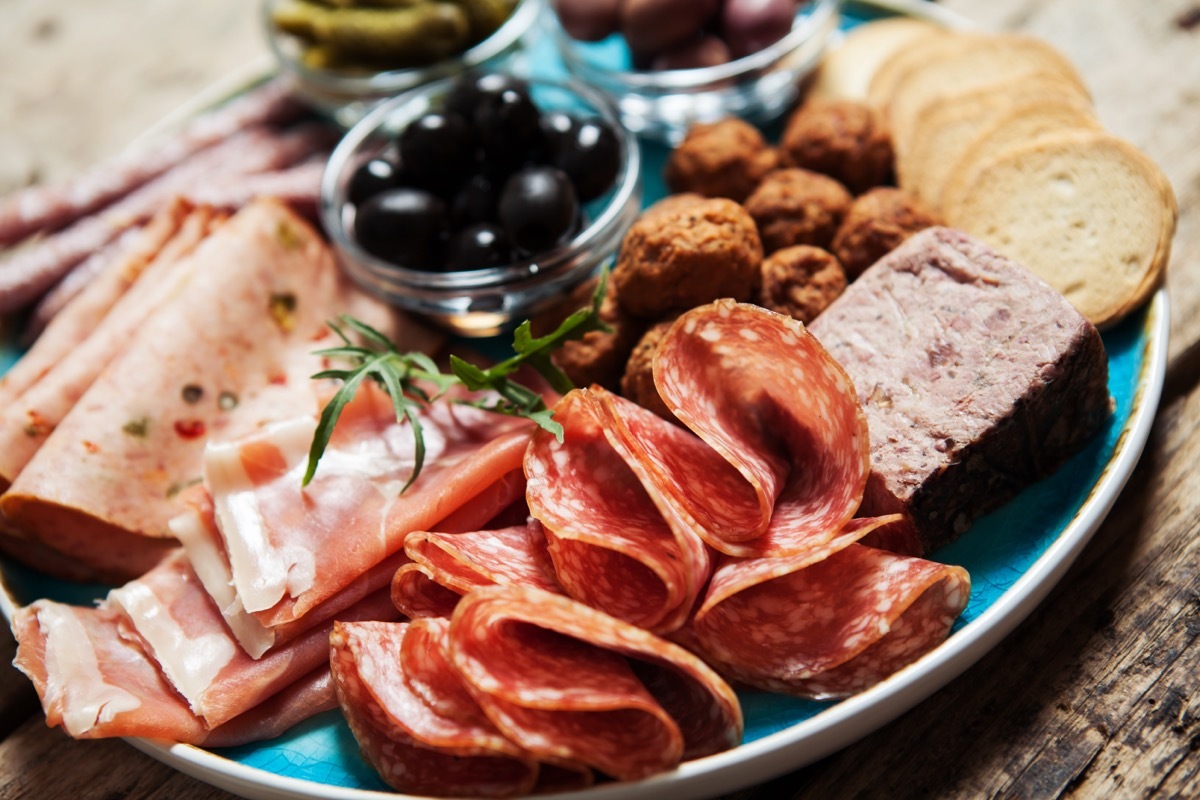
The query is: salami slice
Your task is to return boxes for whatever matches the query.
[392,521,561,618]
[652,300,871,558]
[689,537,970,699]
[331,619,550,798]
[448,586,742,779]
[525,390,712,634]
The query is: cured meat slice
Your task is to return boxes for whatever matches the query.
[331,619,549,798]
[0,200,222,490]
[202,379,532,628]
[392,521,561,619]
[11,599,336,746]
[524,390,712,634]
[448,586,742,779]
[106,551,399,728]
[0,77,303,248]
[651,300,871,558]
[0,200,428,582]
[688,538,970,699]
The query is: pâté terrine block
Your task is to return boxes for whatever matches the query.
[808,226,1112,552]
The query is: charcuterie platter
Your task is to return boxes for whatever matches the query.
[0,1,1171,799]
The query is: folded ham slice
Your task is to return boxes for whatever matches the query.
[0,199,434,582]
[197,379,533,630]
[11,598,337,746]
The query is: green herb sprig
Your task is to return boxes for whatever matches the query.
[304,272,610,492]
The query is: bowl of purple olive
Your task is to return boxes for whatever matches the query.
[321,72,642,336]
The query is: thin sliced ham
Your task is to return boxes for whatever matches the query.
[106,551,400,728]
[447,586,742,779]
[200,379,533,629]
[392,521,562,619]
[11,599,336,746]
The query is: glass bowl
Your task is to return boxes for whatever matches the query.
[263,0,542,128]
[320,75,643,337]
[550,0,842,144]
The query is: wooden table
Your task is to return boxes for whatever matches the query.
[1,0,1198,797]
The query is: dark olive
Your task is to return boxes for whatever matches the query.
[397,112,476,192]
[534,111,576,165]
[549,117,621,202]
[476,85,541,172]
[450,174,499,230]
[498,166,579,254]
[445,72,530,120]
[445,223,513,271]
[354,188,448,270]
[347,155,405,206]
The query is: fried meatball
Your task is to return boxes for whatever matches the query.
[620,319,677,421]
[535,276,646,392]
[758,245,847,324]
[664,118,779,202]
[831,187,940,280]
[613,197,763,319]
[780,99,894,194]
[743,168,852,253]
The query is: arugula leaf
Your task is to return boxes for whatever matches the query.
[303,272,609,489]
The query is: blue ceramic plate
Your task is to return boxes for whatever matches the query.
[0,2,1170,799]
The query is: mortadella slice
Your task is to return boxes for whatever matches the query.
[448,586,743,779]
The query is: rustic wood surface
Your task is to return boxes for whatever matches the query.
[0,0,1198,798]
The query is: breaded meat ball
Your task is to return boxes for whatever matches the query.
[758,245,847,324]
[613,197,763,319]
[534,276,646,392]
[620,319,678,421]
[781,99,894,194]
[832,187,940,279]
[743,168,853,253]
[664,118,779,202]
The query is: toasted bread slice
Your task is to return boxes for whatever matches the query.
[865,29,969,111]
[812,17,944,102]
[944,131,1176,327]
[884,35,1091,160]
[899,81,1096,211]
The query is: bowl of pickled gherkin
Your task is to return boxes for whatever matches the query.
[321,72,642,336]
[263,0,541,127]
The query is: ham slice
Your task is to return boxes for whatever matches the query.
[106,551,400,728]
[198,379,533,629]
[0,199,432,582]
[11,599,336,746]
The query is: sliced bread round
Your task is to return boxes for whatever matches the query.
[944,130,1177,327]
[811,17,944,102]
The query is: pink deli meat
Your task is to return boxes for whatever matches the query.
[197,379,533,630]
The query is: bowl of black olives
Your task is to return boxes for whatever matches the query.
[263,0,542,128]
[321,72,642,335]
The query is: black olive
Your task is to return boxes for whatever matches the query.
[445,223,513,271]
[498,166,579,254]
[475,85,541,172]
[551,118,621,202]
[533,111,576,165]
[396,112,476,193]
[346,155,405,206]
[445,72,530,121]
[354,188,448,271]
[450,174,499,230]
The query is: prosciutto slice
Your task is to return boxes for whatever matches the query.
[447,586,742,779]
[106,551,399,728]
[392,521,562,619]
[199,379,533,629]
[11,599,336,746]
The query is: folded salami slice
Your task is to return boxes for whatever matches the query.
[106,551,399,728]
[650,300,871,558]
[448,586,742,780]
[524,390,712,634]
[392,521,561,619]
[330,618,566,798]
[200,379,532,629]
[11,599,335,745]
[688,537,970,699]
